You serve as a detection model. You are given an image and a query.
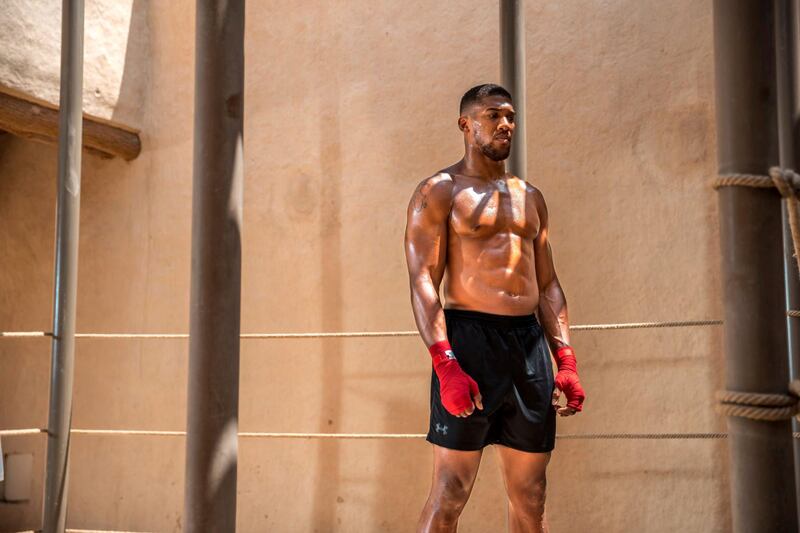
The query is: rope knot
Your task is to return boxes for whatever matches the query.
[717,380,800,421]
[769,167,800,200]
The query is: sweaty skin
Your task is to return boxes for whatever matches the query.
[404,95,576,418]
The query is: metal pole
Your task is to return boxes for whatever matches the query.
[43,1,84,531]
[500,4,525,528]
[713,1,799,531]
[775,0,800,523]
[183,1,244,531]
[500,0,527,180]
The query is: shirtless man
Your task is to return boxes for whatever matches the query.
[404,84,586,533]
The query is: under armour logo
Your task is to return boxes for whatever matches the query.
[435,423,448,435]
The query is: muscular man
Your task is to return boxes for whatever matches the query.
[405,84,586,533]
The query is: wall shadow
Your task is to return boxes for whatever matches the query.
[110,0,150,130]
[311,38,344,531]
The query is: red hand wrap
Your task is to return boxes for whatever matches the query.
[553,346,586,411]
[429,340,480,415]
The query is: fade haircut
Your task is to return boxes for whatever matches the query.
[459,83,512,115]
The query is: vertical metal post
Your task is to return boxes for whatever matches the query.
[775,0,800,522]
[500,0,527,180]
[43,1,84,531]
[183,1,244,531]
[713,1,799,531]
[500,4,525,528]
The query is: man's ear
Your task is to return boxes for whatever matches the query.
[458,115,469,132]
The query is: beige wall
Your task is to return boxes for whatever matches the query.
[0,1,728,531]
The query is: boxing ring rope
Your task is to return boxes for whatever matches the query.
[5,313,800,437]
[0,318,723,339]
[64,530,153,533]
[11,529,155,533]
[3,428,773,440]
[0,316,778,441]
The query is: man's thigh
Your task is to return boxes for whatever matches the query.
[430,445,484,496]
[495,445,551,494]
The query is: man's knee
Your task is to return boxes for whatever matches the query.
[430,474,472,524]
[508,475,547,519]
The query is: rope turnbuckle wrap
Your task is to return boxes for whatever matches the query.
[714,167,800,281]
[717,380,800,421]
[712,169,800,423]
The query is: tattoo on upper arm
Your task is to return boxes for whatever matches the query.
[412,181,432,213]
[412,191,428,212]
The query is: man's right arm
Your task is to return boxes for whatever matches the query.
[405,174,483,418]
[404,173,453,347]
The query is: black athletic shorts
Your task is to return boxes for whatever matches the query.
[426,308,556,453]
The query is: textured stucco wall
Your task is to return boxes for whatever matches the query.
[0,1,727,532]
[0,0,148,126]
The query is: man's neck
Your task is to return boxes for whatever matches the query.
[456,149,507,181]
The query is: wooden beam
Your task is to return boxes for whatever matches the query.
[0,86,141,160]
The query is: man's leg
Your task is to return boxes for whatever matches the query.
[417,445,483,533]
[496,445,551,533]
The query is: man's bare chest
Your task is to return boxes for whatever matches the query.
[448,181,540,240]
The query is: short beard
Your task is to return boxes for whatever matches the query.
[479,140,511,161]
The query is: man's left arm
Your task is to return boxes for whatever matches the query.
[532,189,586,416]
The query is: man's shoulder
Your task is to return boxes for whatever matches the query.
[518,177,546,203]
[413,171,456,200]
[421,170,456,187]
[409,171,455,215]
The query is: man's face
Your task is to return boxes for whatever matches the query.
[461,95,516,161]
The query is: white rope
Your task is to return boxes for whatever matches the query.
[0,428,737,440]
[238,432,425,439]
[0,428,45,436]
[570,319,722,331]
[66,529,155,533]
[71,429,185,437]
[555,432,727,440]
[8,530,154,533]
[0,319,723,339]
